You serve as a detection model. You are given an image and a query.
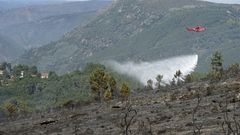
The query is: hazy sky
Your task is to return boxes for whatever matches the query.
[0,0,239,4]
[0,0,91,1]
[201,0,240,4]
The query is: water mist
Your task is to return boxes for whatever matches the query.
[105,54,198,86]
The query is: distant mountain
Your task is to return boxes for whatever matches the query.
[19,0,240,73]
[0,11,97,49]
[0,1,29,11]
[0,1,111,29]
[0,0,66,11]
[0,0,111,62]
[0,34,24,62]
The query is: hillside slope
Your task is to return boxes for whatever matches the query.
[1,77,240,134]
[19,0,240,73]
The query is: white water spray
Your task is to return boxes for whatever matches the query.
[105,55,198,86]
[200,0,240,4]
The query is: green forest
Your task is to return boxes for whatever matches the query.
[0,62,143,116]
[1,51,238,117]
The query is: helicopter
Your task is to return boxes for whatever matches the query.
[186,26,206,32]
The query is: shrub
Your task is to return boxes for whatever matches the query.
[226,63,240,77]
[1,99,31,116]
[185,74,193,83]
[3,101,17,116]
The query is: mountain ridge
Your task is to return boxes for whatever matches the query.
[18,0,240,73]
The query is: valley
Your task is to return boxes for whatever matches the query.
[0,0,240,134]
[0,0,112,62]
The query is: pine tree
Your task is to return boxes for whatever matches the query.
[147,79,153,90]
[120,83,130,100]
[174,70,182,85]
[210,51,223,80]
[90,68,109,101]
[171,78,176,86]
[89,68,119,101]
[108,75,118,98]
[155,74,163,89]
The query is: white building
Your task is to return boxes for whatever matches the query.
[0,70,3,75]
[20,71,24,78]
[41,72,49,79]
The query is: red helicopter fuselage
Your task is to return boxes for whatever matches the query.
[187,26,206,32]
